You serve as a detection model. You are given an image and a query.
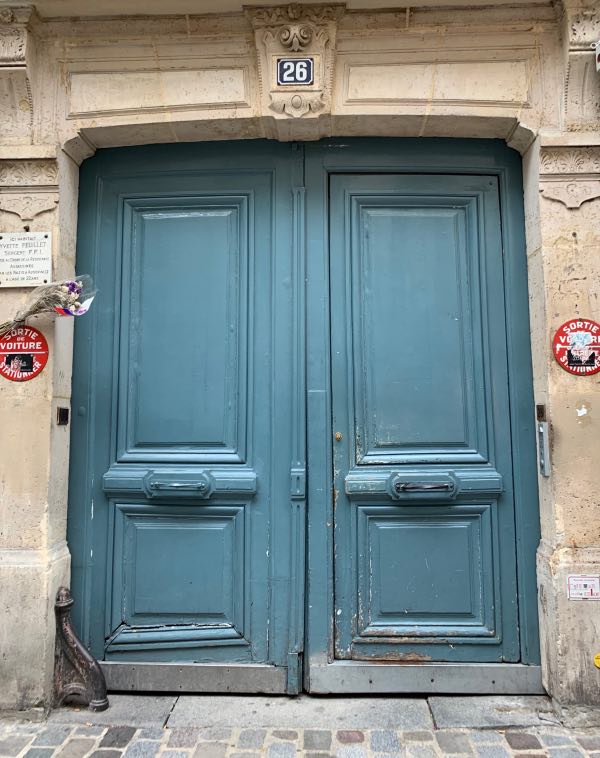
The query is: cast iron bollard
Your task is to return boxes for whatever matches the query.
[54,586,109,712]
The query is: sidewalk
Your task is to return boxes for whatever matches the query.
[1,695,600,758]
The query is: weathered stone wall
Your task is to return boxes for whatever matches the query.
[536,143,600,716]
[0,0,599,711]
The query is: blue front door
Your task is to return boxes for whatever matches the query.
[69,139,540,693]
[69,142,304,691]
[330,173,519,662]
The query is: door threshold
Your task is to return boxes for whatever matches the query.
[100,662,288,694]
[307,661,545,695]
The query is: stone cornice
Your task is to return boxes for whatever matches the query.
[245,3,345,30]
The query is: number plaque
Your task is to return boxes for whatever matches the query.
[276,58,314,86]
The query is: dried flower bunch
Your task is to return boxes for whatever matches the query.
[0,275,96,336]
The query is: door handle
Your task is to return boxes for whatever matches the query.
[394,481,453,493]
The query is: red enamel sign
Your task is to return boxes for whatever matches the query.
[553,318,600,376]
[0,325,49,382]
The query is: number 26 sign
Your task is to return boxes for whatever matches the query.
[277,58,314,86]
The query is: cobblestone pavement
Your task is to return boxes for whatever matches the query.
[2,699,600,758]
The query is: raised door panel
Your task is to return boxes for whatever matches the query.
[354,200,484,462]
[107,504,248,659]
[355,504,497,643]
[119,197,249,463]
[347,191,489,465]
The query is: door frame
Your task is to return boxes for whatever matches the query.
[303,138,543,694]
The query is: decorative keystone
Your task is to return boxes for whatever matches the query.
[246,3,345,121]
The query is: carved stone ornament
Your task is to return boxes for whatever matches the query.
[568,8,600,49]
[541,148,600,174]
[279,22,313,51]
[0,192,58,221]
[0,7,35,144]
[539,147,600,208]
[562,5,600,128]
[270,91,327,117]
[246,3,345,120]
[0,6,34,63]
[0,27,25,63]
[0,6,34,25]
[0,160,58,188]
[540,180,600,209]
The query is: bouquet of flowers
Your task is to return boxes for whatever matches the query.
[0,275,96,336]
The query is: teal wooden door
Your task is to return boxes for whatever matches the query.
[69,142,305,691]
[331,173,520,662]
[70,139,540,693]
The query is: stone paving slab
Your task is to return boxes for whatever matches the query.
[4,697,600,758]
[1,718,600,758]
[429,697,557,729]
[168,696,433,730]
[47,697,177,728]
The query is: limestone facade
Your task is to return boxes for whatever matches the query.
[0,0,599,713]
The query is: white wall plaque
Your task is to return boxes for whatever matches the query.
[0,232,52,288]
[567,575,600,600]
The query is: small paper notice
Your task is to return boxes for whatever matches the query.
[0,232,52,288]
[567,575,600,600]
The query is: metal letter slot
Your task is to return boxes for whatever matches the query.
[394,481,453,493]
[142,471,215,499]
[148,481,208,492]
[389,471,459,501]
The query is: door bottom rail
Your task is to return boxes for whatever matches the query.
[307,661,545,695]
[100,660,544,695]
[100,662,288,693]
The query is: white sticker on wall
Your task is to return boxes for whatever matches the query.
[567,575,600,600]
